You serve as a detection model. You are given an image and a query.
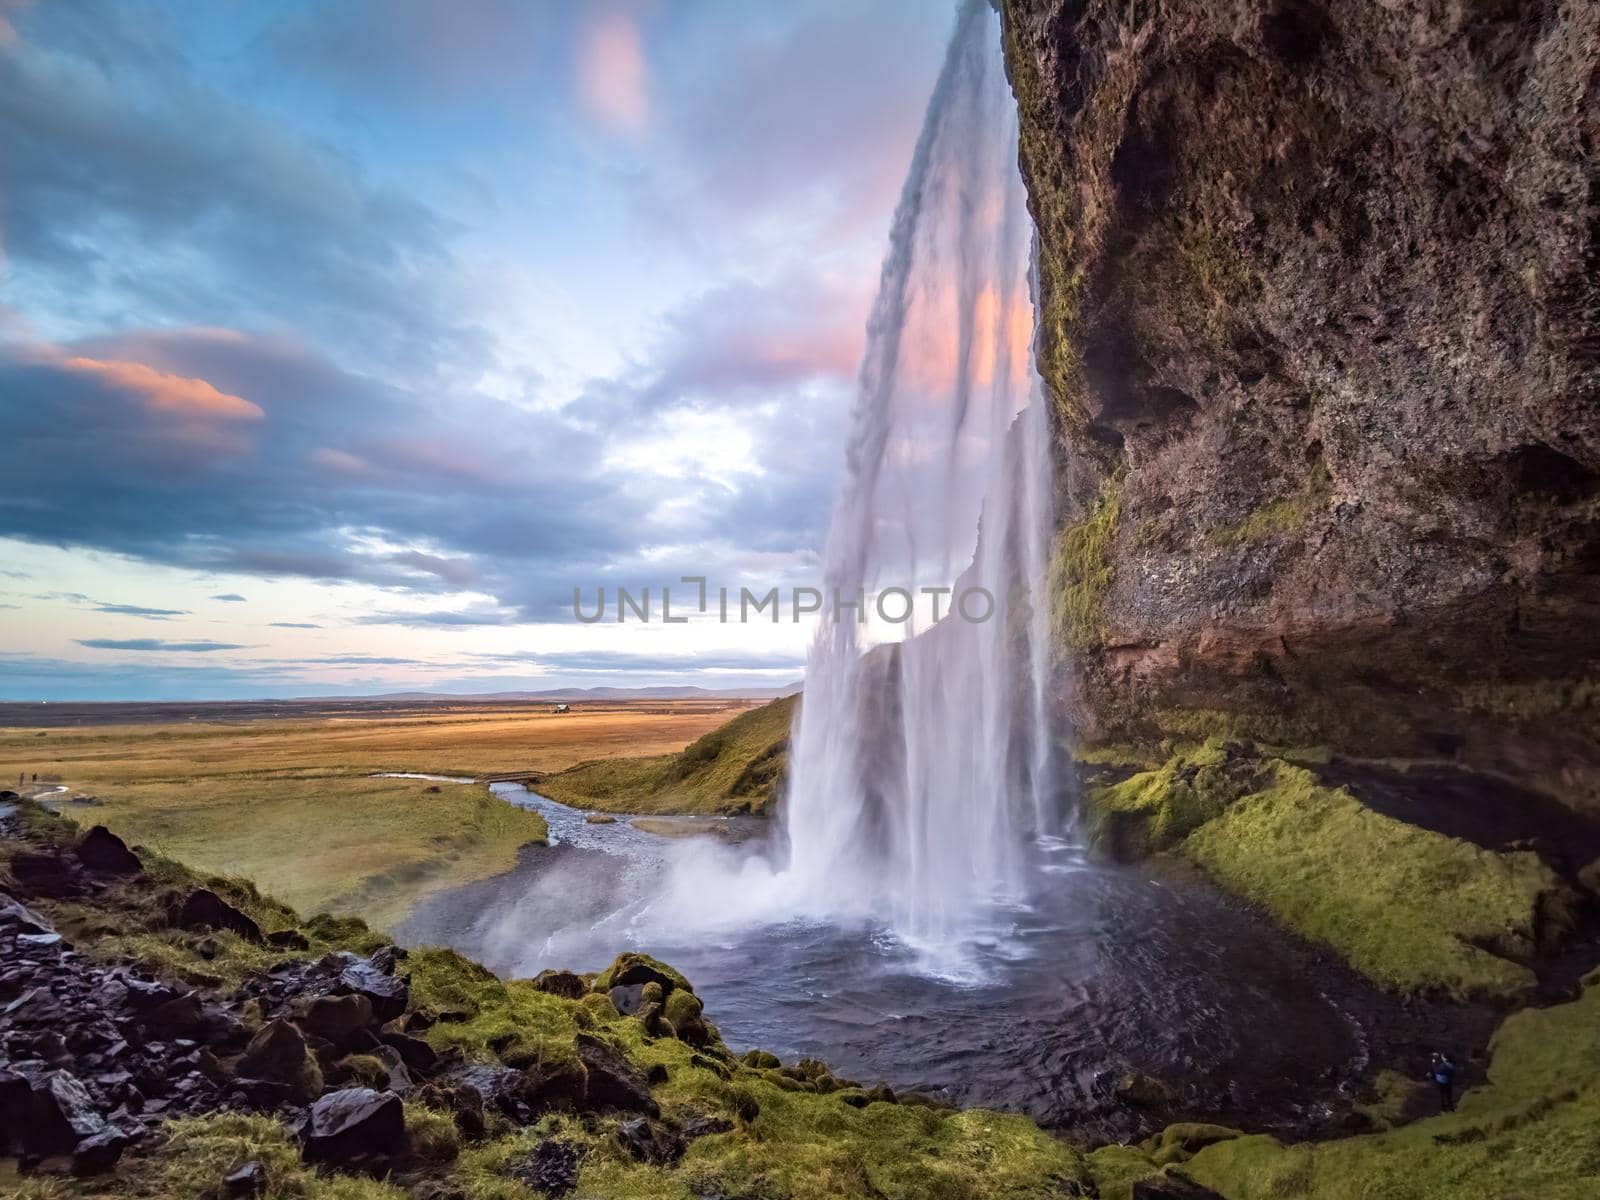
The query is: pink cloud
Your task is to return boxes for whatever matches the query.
[576,9,649,132]
[309,447,371,477]
[60,356,263,420]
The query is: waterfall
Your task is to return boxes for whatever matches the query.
[780,0,1057,959]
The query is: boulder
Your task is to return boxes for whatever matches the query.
[575,1033,658,1116]
[592,952,691,995]
[172,889,262,943]
[12,1068,105,1157]
[299,1087,406,1166]
[414,1079,487,1140]
[74,826,142,876]
[266,928,310,951]
[380,1030,439,1073]
[338,960,408,1022]
[71,1124,132,1175]
[663,988,711,1046]
[238,1020,321,1098]
[298,992,376,1046]
[615,1116,685,1164]
[532,969,587,999]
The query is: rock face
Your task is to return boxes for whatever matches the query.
[1000,1,1600,811]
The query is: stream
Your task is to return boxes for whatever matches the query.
[395,780,1482,1142]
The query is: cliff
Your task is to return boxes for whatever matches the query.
[1000,0,1600,812]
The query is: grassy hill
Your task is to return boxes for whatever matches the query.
[536,694,797,815]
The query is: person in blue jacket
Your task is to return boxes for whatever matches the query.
[1430,1052,1458,1113]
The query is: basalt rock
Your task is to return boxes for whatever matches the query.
[575,1033,658,1116]
[1000,0,1600,812]
[73,826,142,876]
[172,888,263,943]
[299,1086,406,1166]
[615,1115,686,1165]
[533,969,588,999]
[337,959,408,1022]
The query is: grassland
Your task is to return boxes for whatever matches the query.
[538,694,796,815]
[0,700,750,929]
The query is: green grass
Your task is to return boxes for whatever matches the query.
[56,775,548,931]
[1183,762,1559,1002]
[538,695,796,815]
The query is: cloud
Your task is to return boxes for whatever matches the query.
[211,593,247,602]
[576,9,649,132]
[59,355,262,420]
[76,638,246,652]
[92,602,187,619]
[268,621,320,629]
[390,551,479,587]
[356,607,516,628]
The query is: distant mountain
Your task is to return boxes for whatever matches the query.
[350,683,803,702]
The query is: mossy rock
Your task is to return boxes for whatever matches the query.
[1084,738,1267,859]
[592,952,692,996]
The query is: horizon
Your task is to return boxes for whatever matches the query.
[0,1,952,701]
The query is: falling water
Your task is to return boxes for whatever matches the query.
[781,0,1057,960]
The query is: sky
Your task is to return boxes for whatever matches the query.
[0,0,954,700]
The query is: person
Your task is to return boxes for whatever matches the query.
[1431,1052,1457,1113]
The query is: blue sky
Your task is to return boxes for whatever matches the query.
[0,0,952,699]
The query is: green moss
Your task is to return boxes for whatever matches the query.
[407,946,582,1071]
[1354,1069,1436,1131]
[1048,476,1123,650]
[1184,763,1560,1002]
[1083,738,1266,858]
[1207,460,1332,548]
[404,1104,462,1165]
[539,695,797,816]
[1083,1144,1161,1200]
[1185,979,1600,1198]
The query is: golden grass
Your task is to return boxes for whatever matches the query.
[0,701,746,929]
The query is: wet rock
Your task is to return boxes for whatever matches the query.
[13,1068,105,1157]
[16,931,64,950]
[532,969,587,999]
[575,1033,658,1116]
[608,983,645,1016]
[615,1116,685,1164]
[266,928,310,951]
[512,1138,586,1197]
[223,1160,268,1198]
[74,826,142,876]
[1131,1175,1226,1200]
[1119,1071,1176,1108]
[172,889,262,943]
[71,1124,132,1175]
[300,1087,406,1166]
[0,894,55,935]
[368,944,407,974]
[338,960,408,1022]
